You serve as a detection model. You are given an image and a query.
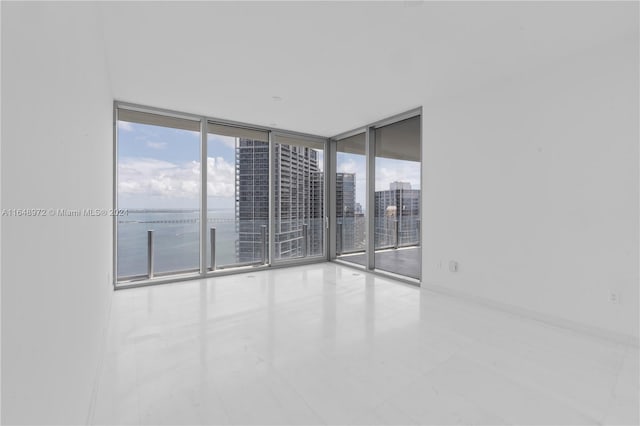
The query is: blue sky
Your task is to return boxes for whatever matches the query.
[337,153,420,207]
[118,121,237,209]
[118,121,420,210]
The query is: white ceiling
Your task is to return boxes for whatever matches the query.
[99,1,637,137]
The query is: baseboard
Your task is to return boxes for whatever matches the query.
[420,282,639,348]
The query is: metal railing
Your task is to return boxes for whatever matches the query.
[302,223,308,257]
[120,219,314,282]
[261,225,267,265]
[393,220,399,249]
[336,216,420,255]
[210,227,216,271]
[335,218,367,256]
[147,230,154,279]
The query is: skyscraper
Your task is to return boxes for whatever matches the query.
[235,139,270,263]
[336,173,357,253]
[374,181,420,248]
[236,139,324,262]
[309,170,324,256]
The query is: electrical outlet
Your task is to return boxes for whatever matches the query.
[609,291,620,304]
[449,260,458,272]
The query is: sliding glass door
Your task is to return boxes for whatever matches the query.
[373,116,421,279]
[272,133,326,262]
[206,123,270,270]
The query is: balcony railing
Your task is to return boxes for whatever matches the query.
[336,216,420,256]
[117,212,325,282]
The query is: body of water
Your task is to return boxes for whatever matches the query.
[117,209,239,278]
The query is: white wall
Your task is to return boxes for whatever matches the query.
[1,3,114,424]
[422,34,639,343]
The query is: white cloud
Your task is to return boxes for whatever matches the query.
[118,158,199,198]
[375,160,421,191]
[118,121,133,132]
[118,156,236,199]
[145,141,168,150]
[337,158,358,174]
[206,156,235,197]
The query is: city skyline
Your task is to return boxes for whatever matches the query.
[117,121,420,210]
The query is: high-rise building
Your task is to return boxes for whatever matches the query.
[235,139,270,263]
[390,181,412,191]
[336,173,364,253]
[309,171,324,256]
[374,181,420,248]
[236,139,324,262]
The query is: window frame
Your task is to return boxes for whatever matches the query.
[113,101,329,289]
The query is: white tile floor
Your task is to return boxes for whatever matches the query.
[92,263,639,425]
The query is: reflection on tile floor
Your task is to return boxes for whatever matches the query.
[92,263,639,425]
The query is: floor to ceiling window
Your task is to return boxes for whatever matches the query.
[272,133,326,262]
[114,103,418,287]
[332,112,421,281]
[373,116,421,279]
[206,123,270,269]
[115,103,328,287]
[116,109,201,281]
